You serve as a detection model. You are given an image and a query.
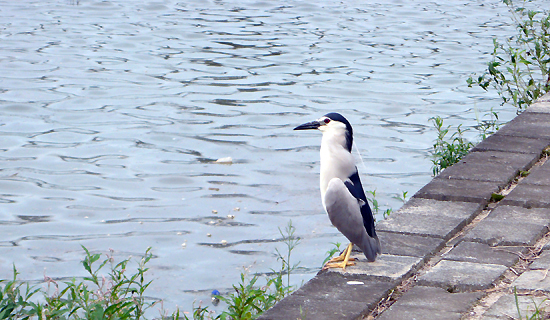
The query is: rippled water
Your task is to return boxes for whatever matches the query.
[0,0,517,313]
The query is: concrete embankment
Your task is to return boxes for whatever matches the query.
[259,93,550,320]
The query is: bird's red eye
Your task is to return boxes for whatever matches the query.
[324,118,331,124]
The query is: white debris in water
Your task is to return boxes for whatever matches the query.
[215,157,232,164]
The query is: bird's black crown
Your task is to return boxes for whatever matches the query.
[324,112,353,152]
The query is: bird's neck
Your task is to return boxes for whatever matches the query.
[319,133,356,199]
[321,128,349,151]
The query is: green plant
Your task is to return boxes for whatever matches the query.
[491,193,505,202]
[436,0,550,177]
[0,247,202,320]
[65,246,158,319]
[430,116,474,176]
[298,306,307,320]
[1,222,303,320]
[467,0,550,112]
[519,170,530,177]
[366,190,380,214]
[0,266,41,319]
[475,107,502,140]
[218,221,301,320]
[174,305,214,320]
[366,189,393,219]
[382,208,392,219]
[514,287,548,320]
[218,274,268,320]
[322,242,343,266]
[430,100,503,176]
[274,220,301,293]
[392,191,408,204]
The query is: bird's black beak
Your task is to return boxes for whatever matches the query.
[294,120,321,130]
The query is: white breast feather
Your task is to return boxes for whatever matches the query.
[319,128,356,209]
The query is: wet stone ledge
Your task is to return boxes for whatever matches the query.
[258,93,550,320]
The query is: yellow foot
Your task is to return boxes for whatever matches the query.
[323,260,355,270]
[323,243,354,271]
[327,255,355,263]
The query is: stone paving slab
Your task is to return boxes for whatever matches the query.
[501,184,550,208]
[496,112,550,139]
[378,231,444,258]
[513,270,550,292]
[377,213,467,239]
[394,197,483,219]
[442,241,521,267]
[435,159,518,184]
[417,260,508,291]
[327,254,422,282]
[530,250,550,270]
[413,178,501,203]
[519,159,550,185]
[257,272,394,320]
[456,150,539,171]
[435,149,539,184]
[463,205,550,246]
[499,158,550,208]
[483,294,550,319]
[525,100,550,113]
[471,133,550,154]
[377,198,483,239]
[377,286,483,320]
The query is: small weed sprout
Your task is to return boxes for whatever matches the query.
[392,191,408,204]
[475,107,502,140]
[274,220,301,293]
[514,286,548,320]
[366,189,381,214]
[367,189,393,219]
[366,189,403,219]
[322,242,343,266]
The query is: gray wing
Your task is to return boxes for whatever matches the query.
[324,177,380,262]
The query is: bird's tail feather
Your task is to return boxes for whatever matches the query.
[360,235,381,262]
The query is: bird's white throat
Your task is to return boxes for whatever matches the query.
[319,130,356,206]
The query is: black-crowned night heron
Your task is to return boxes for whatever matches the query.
[294,112,380,270]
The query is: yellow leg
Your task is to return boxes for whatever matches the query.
[323,243,355,270]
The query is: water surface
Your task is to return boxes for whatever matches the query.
[0,0,517,313]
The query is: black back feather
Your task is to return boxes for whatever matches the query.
[345,171,377,239]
